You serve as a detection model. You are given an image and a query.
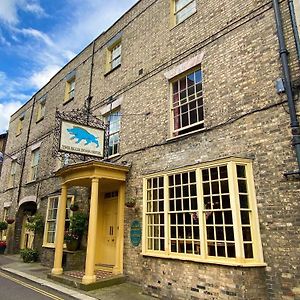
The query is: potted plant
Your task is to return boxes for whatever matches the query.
[25,214,44,234]
[20,248,39,263]
[125,198,136,208]
[64,231,80,251]
[6,218,15,224]
[64,212,87,251]
[69,203,79,212]
[0,241,6,254]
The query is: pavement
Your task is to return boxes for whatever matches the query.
[0,254,155,300]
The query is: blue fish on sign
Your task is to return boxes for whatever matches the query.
[67,126,99,148]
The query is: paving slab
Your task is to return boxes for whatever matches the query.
[0,255,156,300]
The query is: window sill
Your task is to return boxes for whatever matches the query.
[25,180,37,186]
[104,64,121,77]
[107,153,120,160]
[42,244,55,249]
[63,97,74,106]
[142,252,266,268]
[36,117,44,124]
[167,127,206,142]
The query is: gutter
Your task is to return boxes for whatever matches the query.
[272,0,300,176]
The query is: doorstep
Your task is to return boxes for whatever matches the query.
[48,270,126,291]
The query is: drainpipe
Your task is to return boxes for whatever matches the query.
[288,0,300,61]
[87,40,96,123]
[16,96,36,204]
[273,0,300,176]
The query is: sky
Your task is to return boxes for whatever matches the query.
[0,0,138,134]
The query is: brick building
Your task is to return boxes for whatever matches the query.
[0,0,300,299]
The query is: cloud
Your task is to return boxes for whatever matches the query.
[0,0,45,25]
[29,64,61,89]
[0,101,23,133]
[0,0,18,25]
[13,27,54,46]
[0,0,138,125]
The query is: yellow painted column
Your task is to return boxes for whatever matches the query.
[82,178,99,284]
[113,182,125,274]
[52,184,68,275]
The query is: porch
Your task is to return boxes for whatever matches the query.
[51,160,129,285]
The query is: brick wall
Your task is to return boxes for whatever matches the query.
[0,0,299,299]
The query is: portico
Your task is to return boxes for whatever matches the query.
[51,160,129,285]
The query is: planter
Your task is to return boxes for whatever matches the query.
[70,204,79,212]
[0,247,6,254]
[125,201,136,208]
[6,218,15,224]
[66,239,79,251]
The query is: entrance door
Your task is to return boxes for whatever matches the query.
[20,216,34,249]
[101,197,118,266]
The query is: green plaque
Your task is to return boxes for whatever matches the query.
[130,220,142,247]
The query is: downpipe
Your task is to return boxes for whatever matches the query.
[272,0,300,176]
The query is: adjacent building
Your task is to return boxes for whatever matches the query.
[0,0,300,299]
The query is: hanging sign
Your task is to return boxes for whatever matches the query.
[130,220,142,247]
[60,120,105,158]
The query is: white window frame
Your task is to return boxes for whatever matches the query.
[106,109,121,157]
[142,157,264,266]
[64,77,75,103]
[9,159,17,187]
[107,40,122,72]
[36,96,46,122]
[172,0,197,25]
[43,195,74,248]
[29,148,40,182]
[170,67,204,137]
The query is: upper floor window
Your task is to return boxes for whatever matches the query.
[171,68,204,136]
[173,0,196,25]
[29,148,40,182]
[106,109,121,157]
[16,113,25,135]
[9,159,17,187]
[143,158,264,266]
[107,41,122,71]
[36,96,46,122]
[43,195,73,247]
[64,73,76,103]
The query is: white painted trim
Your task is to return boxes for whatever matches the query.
[3,201,12,208]
[100,96,123,116]
[164,52,205,79]
[31,141,41,151]
[18,196,37,207]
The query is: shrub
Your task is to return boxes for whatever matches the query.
[25,214,44,234]
[20,249,39,263]
[0,221,8,231]
[69,212,88,237]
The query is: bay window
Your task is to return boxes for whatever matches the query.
[143,158,264,265]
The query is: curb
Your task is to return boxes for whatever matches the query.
[1,267,98,300]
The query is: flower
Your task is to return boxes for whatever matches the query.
[0,241,7,248]
[64,231,79,242]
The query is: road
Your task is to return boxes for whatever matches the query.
[0,255,74,300]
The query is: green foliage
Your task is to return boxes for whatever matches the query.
[20,249,39,263]
[69,212,88,237]
[25,214,44,234]
[0,221,8,231]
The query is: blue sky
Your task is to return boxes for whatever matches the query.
[0,0,138,133]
